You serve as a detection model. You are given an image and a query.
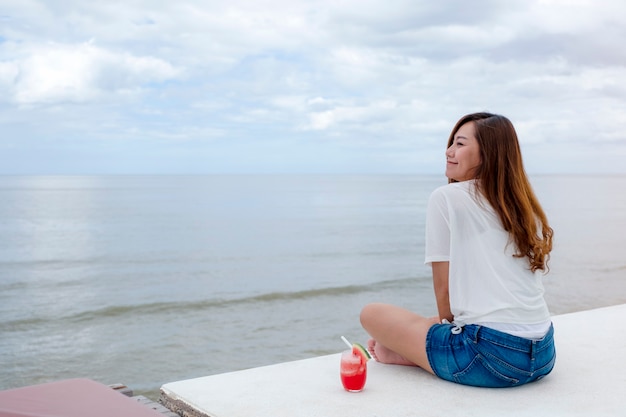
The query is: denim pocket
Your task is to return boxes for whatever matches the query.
[427,324,556,388]
[453,354,520,388]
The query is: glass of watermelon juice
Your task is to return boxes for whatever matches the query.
[340,348,368,392]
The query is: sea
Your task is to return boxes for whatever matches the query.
[1,175,625,399]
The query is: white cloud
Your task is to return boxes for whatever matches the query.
[306,100,398,131]
[1,0,625,174]
[2,41,181,105]
[0,61,19,92]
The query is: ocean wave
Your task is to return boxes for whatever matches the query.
[1,276,420,331]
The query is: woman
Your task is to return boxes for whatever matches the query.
[360,112,556,388]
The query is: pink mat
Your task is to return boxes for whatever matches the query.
[0,379,164,417]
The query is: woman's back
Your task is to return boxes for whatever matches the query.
[426,180,551,331]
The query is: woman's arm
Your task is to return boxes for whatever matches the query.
[432,261,453,322]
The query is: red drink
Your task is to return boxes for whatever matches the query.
[340,350,367,392]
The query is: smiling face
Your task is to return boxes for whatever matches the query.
[445,121,482,182]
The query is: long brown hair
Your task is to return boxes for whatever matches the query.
[447,112,553,272]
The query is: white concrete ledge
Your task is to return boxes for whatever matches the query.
[160,304,626,417]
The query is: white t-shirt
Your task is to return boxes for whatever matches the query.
[424,180,551,338]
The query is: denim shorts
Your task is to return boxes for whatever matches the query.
[425,323,556,388]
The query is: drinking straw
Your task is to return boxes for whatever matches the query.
[341,335,353,350]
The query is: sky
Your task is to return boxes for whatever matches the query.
[1,0,625,175]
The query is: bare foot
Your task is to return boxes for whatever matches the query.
[367,339,417,366]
